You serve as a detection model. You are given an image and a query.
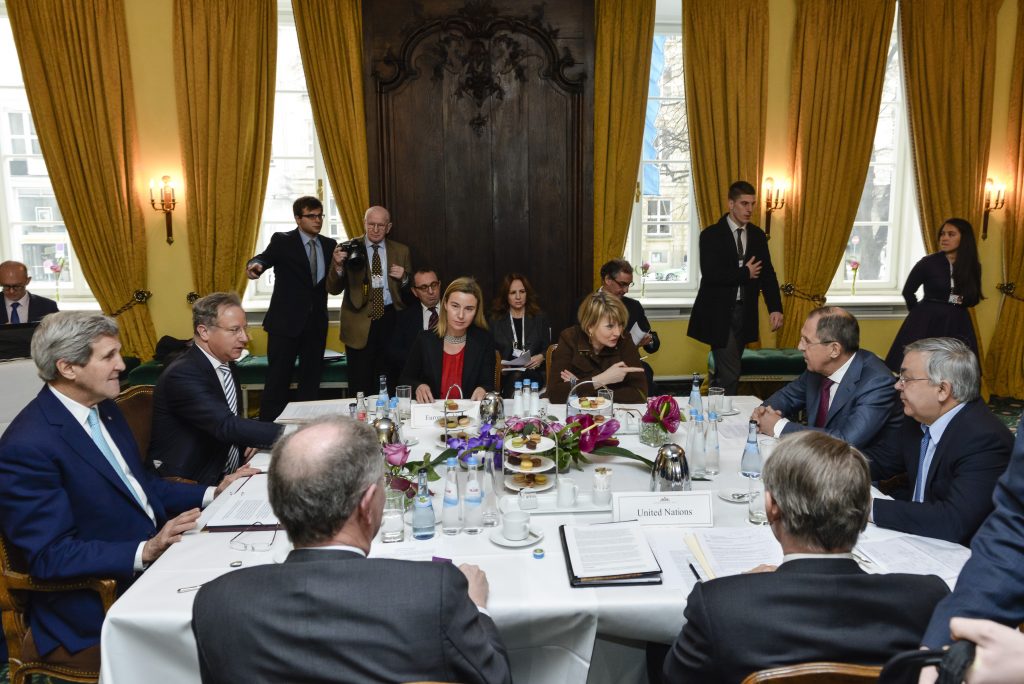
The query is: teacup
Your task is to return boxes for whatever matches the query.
[502,511,530,541]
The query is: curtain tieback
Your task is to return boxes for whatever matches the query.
[109,289,153,317]
[780,283,827,305]
[996,282,1024,303]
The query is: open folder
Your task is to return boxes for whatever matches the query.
[559,521,662,587]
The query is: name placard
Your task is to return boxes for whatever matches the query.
[409,403,472,429]
[612,491,714,527]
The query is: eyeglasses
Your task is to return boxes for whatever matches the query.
[800,337,835,347]
[610,279,632,290]
[895,374,930,387]
[300,213,324,221]
[229,522,278,552]
[413,281,440,292]
[211,324,247,337]
[366,222,389,229]
[1,283,27,291]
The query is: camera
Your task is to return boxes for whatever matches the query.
[338,238,366,270]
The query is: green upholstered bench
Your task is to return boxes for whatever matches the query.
[706,348,807,383]
[125,353,349,414]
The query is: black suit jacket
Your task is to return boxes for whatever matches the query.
[663,558,949,684]
[388,303,430,376]
[400,326,496,397]
[151,345,281,485]
[0,292,59,324]
[688,214,782,348]
[869,400,1012,545]
[249,229,336,338]
[193,548,512,684]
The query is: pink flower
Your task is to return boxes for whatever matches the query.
[641,261,651,274]
[383,443,410,467]
[849,260,860,271]
[642,395,681,433]
[578,417,621,452]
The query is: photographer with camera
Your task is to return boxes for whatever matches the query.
[247,196,337,421]
[328,205,412,395]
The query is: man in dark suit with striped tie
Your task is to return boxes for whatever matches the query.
[152,293,282,486]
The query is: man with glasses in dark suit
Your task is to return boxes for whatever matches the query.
[388,268,442,387]
[0,260,58,324]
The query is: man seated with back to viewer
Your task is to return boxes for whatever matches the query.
[662,431,950,683]
[0,312,251,671]
[388,267,442,385]
[151,292,282,486]
[0,259,58,324]
[752,306,902,452]
[192,416,511,684]
[867,337,1012,546]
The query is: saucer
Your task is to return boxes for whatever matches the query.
[489,527,544,548]
[717,409,740,417]
[717,489,750,504]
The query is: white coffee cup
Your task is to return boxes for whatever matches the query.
[722,396,734,413]
[556,479,579,508]
[502,510,530,541]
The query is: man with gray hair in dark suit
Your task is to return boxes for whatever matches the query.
[192,416,511,684]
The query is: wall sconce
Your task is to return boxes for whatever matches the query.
[762,177,787,240]
[149,175,177,245]
[982,177,1006,241]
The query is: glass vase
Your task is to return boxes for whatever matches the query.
[639,421,670,447]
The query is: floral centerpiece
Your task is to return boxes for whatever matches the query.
[849,259,860,295]
[43,256,66,301]
[504,415,651,472]
[639,395,682,446]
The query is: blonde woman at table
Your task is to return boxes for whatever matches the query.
[547,291,646,404]
[400,276,496,403]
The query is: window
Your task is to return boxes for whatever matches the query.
[624,31,697,296]
[0,6,93,301]
[244,7,346,304]
[828,19,924,298]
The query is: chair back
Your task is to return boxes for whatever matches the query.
[494,350,502,393]
[544,344,558,389]
[114,384,155,458]
[741,662,882,683]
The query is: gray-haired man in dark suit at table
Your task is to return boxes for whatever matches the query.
[192,416,511,684]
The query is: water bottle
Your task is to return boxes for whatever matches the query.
[684,408,698,456]
[481,451,499,527]
[463,455,483,534]
[705,410,721,476]
[688,372,703,415]
[740,420,762,478]
[441,457,462,535]
[512,381,524,416]
[356,392,368,422]
[388,397,403,442]
[378,374,389,403]
[412,469,435,540]
[690,412,706,478]
[522,382,532,415]
[374,397,386,421]
[530,381,540,416]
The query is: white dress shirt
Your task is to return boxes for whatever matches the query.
[5,292,29,322]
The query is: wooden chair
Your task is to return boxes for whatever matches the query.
[0,531,116,684]
[544,343,558,389]
[113,384,155,458]
[494,350,502,394]
[741,662,882,683]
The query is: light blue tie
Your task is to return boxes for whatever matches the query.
[87,407,143,507]
[912,425,931,503]
[9,302,20,324]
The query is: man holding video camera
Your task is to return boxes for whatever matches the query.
[328,205,411,395]
[247,196,337,421]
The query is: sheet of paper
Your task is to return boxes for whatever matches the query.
[323,349,344,360]
[691,527,783,578]
[856,536,970,582]
[203,474,279,529]
[501,354,531,368]
[647,529,701,591]
[629,322,646,345]
[275,399,349,424]
[564,521,661,580]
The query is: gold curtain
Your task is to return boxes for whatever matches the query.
[292,0,369,239]
[7,0,156,357]
[985,0,1024,398]
[683,0,768,228]
[901,0,1001,385]
[777,0,896,347]
[592,0,655,284]
[173,0,276,297]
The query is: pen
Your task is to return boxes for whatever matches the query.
[229,475,254,495]
[688,562,703,582]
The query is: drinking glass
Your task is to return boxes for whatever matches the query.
[396,385,413,420]
[381,488,406,542]
[707,386,725,419]
[747,476,768,525]
[597,388,614,416]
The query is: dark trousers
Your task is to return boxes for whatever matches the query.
[260,316,327,421]
[710,303,745,396]
[346,305,397,395]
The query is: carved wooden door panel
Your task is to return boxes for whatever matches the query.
[363,0,594,333]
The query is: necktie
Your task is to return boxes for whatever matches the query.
[87,407,143,507]
[218,364,241,474]
[815,377,834,428]
[308,238,319,284]
[369,244,384,321]
[735,228,744,260]
[9,302,20,324]
[428,306,438,331]
[913,426,932,503]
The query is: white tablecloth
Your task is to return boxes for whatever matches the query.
[98,397,954,684]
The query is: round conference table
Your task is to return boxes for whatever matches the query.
[98,396,962,684]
